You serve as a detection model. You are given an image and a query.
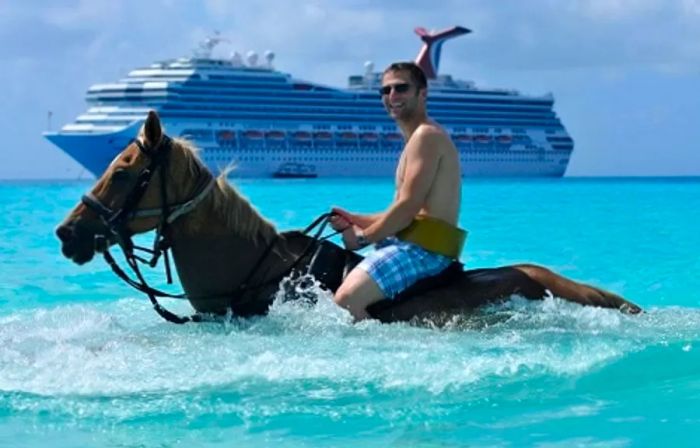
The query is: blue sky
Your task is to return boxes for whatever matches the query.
[1,0,699,178]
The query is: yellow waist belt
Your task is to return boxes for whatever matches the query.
[396,215,467,259]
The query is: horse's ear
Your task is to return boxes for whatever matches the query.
[143,110,162,146]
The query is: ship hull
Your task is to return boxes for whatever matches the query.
[44,125,569,178]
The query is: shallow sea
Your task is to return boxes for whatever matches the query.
[1,177,699,447]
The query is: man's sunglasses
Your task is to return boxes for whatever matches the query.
[379,83,412,96]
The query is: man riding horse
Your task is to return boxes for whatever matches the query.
[331,62,465,321]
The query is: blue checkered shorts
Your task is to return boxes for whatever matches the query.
[356,237,452,299]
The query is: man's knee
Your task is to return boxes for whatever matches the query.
[333,269,385,319]
[334,279,366,309]
[333,286,352,307]
[334,287,368,320]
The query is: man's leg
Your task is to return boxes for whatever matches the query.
[334,267,385,321]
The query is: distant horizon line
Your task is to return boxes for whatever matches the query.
[1,175,699,183]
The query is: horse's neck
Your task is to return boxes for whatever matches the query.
[166,190,295,314]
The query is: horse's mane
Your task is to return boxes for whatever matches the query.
[172,137,278,242]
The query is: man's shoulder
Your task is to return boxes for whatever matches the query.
[414,122,448,139]
[409,123,453,153]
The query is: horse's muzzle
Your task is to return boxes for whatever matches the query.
[55,219,107,265]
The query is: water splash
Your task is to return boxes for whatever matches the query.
[0,296,698,448]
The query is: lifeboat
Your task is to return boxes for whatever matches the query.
[265,130,286,140]
[242,130,263,139]
[216,130,236,141]
[291,131,312,141]
[336,131,357,140]
[360,132,379,141]
[453,134,472,142]
[496,135,513,144]
[313,131,333,140]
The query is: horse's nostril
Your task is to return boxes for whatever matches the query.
[56,224,74,243]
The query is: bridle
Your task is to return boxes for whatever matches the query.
[82,136,216,257]
[80,134,336,324]
[80,135,218,323]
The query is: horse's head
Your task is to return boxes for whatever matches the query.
[56,110,210,264]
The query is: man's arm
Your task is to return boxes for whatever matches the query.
[351,212,386,229]
[329,208,385,234]
[360,130,443,243]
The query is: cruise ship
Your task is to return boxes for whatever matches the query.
[44,26,574,178]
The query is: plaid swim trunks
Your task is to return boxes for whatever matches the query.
[357,237,452,299]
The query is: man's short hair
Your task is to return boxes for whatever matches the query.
[383,62,428,90]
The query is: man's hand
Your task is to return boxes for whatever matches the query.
[329,207,354,232]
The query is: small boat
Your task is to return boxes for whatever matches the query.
[272,162,317,178]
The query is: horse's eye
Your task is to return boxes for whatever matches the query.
[112,169,131,183]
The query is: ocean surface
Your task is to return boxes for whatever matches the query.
[1,177,699,447]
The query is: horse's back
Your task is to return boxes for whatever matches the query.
[367,266,547,323]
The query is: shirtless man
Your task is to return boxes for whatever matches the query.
[330,62,462,320]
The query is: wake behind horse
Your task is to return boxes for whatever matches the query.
[55,111,641,323]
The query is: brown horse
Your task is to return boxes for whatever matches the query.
[55,111,641,324]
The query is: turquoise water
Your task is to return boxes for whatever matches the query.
[1,178,699,447]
